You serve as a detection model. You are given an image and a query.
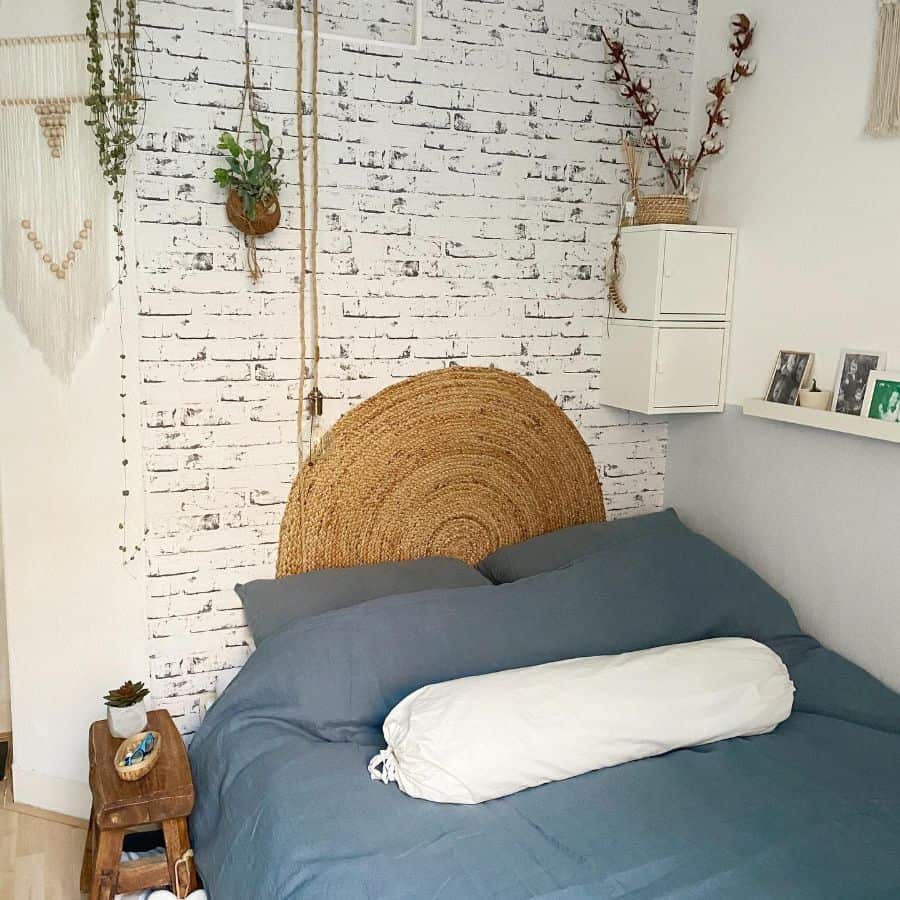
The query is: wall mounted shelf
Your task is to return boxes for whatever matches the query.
[742,399,900,445]
[601,225,737,415]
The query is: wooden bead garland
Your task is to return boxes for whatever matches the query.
[33,101,71,158]
[20,217,92,280]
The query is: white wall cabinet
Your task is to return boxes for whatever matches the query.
[602,225,736,414]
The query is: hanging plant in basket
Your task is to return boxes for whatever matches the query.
[214,120,284,279]
[216,122,283,235]
[213,31,283,280]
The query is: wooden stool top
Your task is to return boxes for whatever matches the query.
[89,708,194,830]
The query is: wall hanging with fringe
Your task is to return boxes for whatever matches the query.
[868,0,900,136]
[0,33,111,381]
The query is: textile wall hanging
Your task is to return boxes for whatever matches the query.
[868,0,900,135]
[0,34,111,381]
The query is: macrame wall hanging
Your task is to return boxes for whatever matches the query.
[0,34,112,380]
[868,0,900,135]
[295,0,324,461]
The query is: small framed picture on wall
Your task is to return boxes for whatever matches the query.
[831,349,886,416]
[862,371,900,423]
[765,350,814,405]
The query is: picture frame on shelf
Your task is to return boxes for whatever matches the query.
[831,349,886,416]
[862,370,900,423]
[765,350,814,406]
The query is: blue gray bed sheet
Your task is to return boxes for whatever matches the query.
[189,524,900,899]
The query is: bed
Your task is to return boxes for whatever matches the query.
[188,367,900,899]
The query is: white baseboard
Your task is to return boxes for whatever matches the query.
[11,762,92,819]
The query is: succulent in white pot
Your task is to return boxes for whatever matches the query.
[105,679,149,738]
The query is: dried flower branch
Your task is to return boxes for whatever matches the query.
[690,14,757,176]
[601,15,758,194]
[600,26,678,191]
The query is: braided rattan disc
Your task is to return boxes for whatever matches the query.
[276,366,606,576]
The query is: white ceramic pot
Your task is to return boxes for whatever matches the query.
[798,389,832,411]
[107,700,148,739]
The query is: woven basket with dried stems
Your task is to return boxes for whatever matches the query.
[636,194,691,226]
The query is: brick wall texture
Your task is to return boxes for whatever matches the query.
[135,0,697,732]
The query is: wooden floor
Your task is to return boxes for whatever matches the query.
[0,734,87,900]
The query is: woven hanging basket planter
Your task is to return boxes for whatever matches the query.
[635,194,690,226]
[226,190,281,237]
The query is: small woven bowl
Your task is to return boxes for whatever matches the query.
[114,730,162,782]
[636,194,691,226]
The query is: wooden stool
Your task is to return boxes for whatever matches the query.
[81,708,198,900]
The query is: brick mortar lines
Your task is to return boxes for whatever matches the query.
[134,0,696,733]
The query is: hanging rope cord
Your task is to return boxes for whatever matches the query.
[237,26,264,280]
[295,1,322,462]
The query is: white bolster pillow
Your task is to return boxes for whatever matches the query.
[368,637,794,804]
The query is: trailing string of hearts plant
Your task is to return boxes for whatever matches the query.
[84,0,147,563]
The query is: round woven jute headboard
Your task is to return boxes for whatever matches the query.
[276,366,605,576]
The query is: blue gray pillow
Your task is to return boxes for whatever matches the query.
[477,508,685,583]
[237,557,490,644]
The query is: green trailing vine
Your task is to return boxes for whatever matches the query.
[85,0,145,563]
[85,0,142,284]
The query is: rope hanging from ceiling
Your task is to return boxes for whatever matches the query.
[296,0,323,462]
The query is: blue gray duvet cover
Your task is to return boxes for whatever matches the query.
[189,522,900,899]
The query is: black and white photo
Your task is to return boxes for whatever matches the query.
[765,350,814,405]
[831,349,885,415]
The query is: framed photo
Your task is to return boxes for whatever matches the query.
[862,370,900,423]
[831,349,886,415]
[765,350,814,405]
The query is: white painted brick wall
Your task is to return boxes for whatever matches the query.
[246,0,419,46]
[135,0,696,733]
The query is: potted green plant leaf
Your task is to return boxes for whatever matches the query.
[213,119,284,238]
[105,679,150,738]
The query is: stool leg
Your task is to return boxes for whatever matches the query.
[80,805,95,893]
[89,827,124,900]
[163,817,197,897]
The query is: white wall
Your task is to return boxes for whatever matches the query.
[668,0,900,692]
[0,525,10,733]
[0,0,148,818]
[690,0,899,400]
